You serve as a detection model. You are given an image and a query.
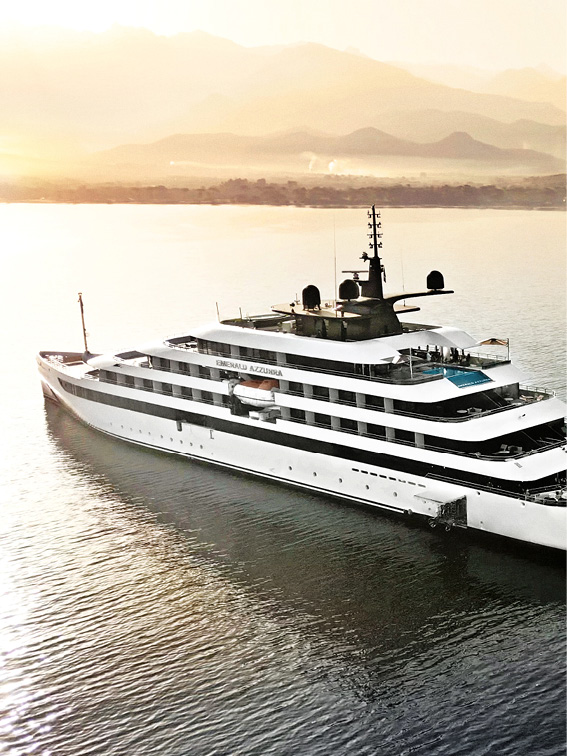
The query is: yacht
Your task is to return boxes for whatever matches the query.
[37,207,567,550]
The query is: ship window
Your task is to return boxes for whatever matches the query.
[101,370,117,384]
[289,381,304,396]
[199,365,211,379]
[217,342,232,357]
[284,353,356,375]
[367,424,385,438]
[290,408,306,422]
[155,357,171,371]
[178,361,191,374]
[340,418,357,432]
[203,340,231,357]
[313,385,330,400]
[143,378,153,391]
[314,413,332,428]
[257,349,277,362]
[181,386,192,399]
[161,383,173,396]
[124,375,135,388]
[395,429,414,443]
[365,394,384,409]
[201,390,213,403]
[338,390,356,405]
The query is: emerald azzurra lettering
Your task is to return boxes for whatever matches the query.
[216,358,283,377]
[250,365,283,377]
[216,359,248,370]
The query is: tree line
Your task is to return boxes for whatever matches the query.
[0,176,564,208]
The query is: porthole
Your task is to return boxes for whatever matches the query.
[200,445,203,449]
[365,484,369,490]
[393,492,398,497]
[170,437,173,442]
[313,472,317,477]
[339,478,343,483]
[289,466,293,470]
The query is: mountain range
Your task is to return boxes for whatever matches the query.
[0,26,564,181]
[95,128,563,179]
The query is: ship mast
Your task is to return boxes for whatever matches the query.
[78,292,89,354]
[361,205,385,299]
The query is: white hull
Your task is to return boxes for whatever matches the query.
[39,369,567,552]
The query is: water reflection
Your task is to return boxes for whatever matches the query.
[39,402,566,754]
[44,402,565,631]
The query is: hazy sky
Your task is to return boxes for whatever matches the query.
[2,0,566,73]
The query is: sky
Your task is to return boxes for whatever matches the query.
[1,0,566,74]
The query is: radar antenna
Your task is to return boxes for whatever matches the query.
[360,205,386,299]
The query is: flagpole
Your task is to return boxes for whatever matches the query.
[78,292,89,353]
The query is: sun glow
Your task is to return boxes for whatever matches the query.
[0,0,565,72]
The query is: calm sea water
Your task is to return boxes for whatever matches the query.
[0,205,565,755]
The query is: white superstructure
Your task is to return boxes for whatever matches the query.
[37,208,567,551]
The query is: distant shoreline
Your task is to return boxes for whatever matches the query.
[1,176,565,210]
[5,200,564,211]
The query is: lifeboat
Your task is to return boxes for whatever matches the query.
[232,379,279,408]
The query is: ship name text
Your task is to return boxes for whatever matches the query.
[215,358,283,377]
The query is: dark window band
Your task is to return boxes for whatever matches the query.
[58,379,564,496]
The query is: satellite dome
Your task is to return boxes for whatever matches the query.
[427,270,445,291]
[338,279,360,301]
[302,285,321,310]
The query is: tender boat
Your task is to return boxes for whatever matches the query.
[38,207,567,550]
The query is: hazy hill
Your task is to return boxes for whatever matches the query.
[0,26,564,180]
[369,111,565,159]
[165,43,565,137]
[93,127,563,180]
[394,63,566,110]
[480,68,566,111]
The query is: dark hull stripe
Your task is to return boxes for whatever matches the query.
[57,378,564,496]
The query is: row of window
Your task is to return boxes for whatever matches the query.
[99,370,220,405]
[191,338,394,378]
[59,376,565,498]
[98,368,563,457]
[136,356,521,421]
